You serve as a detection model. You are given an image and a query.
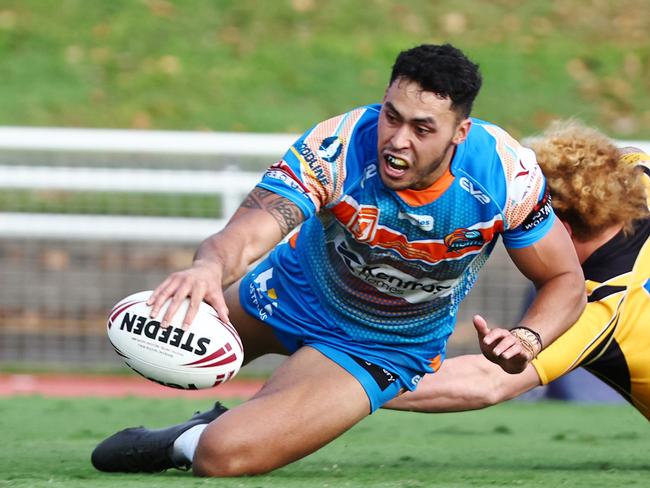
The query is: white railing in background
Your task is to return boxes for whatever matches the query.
[1,126,646,155]
[0,165,261,216]
[0,127,300,241]
[0,165,260,241]
[1,127,648,242]
[0,126,297,156]
[0,213,225,242]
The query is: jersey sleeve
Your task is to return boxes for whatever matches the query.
[499,142,556,248]
[532,248,644,385]
[531,296,618,384]
[501,182,556,248]
[256,107,371,220]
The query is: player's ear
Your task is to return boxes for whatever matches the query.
[452,118,471,145]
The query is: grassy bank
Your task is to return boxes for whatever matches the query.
[1,0,648,138]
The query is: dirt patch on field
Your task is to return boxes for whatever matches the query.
[0,373,263,399]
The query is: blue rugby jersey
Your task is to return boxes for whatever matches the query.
[256,104,555,361]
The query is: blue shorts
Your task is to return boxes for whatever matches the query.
[239,243,431,413]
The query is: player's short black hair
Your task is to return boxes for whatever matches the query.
[389,44,482,118]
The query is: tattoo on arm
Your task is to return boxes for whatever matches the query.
[240,187,303,236]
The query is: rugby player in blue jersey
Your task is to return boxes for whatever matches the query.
[92,44,586,477]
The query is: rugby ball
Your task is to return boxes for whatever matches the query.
[107,290,244,390]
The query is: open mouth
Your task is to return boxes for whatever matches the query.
[386,154,409,170]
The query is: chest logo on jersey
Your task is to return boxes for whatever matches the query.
[334,239,456,303]
[348,205,379,242]
[444,228,484,252]
[397,211,434,231]
[459,177,491,204]
[318,136,343,163]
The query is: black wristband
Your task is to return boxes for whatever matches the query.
[509,326,543,349]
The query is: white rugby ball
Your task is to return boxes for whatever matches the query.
[107,290,244,390]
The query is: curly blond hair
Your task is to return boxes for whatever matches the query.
[527,120,648,241]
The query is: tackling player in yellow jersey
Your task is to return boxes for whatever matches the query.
[385,120,650,420]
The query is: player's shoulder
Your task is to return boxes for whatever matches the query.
[307,104,380,135]
[454,119,539,206]
[299,104,379,156]
[463,118,534,171]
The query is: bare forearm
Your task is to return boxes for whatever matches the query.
[507,220,586,349]
[194,187,304,287]
[193,229,258,289]
[384,355,541,413]
[518,271,586,347]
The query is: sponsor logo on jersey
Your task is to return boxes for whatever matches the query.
[360,163,377,189]
[294,143,329,186]
[318,136,343,163]
[397,211,434,231]
[411,374,422,386]
[444,228,484,252]
[250,267,278,321]
[459,177,491,204]
[521,188,552,231]
[349,355,396,391]
[335,238,456,303]
[510,147,540,203]
[266,160,311,196]
[349,205,380,242]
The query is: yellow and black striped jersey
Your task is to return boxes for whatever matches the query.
[532,156,650,420]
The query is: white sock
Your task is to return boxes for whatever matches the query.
[171,424,208,466]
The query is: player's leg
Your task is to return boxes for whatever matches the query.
[192,345,370,476]
[92,330,378,475]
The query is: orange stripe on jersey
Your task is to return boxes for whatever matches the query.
[330,206,504,262]
[330,197,359,227]
[368,223,503,261]
[288,231,299,249]
[429,354,442,372]
[396,167,455,206]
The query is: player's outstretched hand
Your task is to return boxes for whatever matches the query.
[473,314,532,374]
[147,259,229,330]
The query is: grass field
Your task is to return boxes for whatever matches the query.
[1,396,647,488]
[1,0,649,139]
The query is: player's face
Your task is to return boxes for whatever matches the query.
[377,78,471,191]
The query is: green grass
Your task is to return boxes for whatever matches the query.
[0,190,221,217]
[1,396,647,487]
[0,0,648,139]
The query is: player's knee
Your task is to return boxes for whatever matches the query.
[191,436,273,477]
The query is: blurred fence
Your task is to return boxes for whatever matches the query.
[1,127,647,373]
